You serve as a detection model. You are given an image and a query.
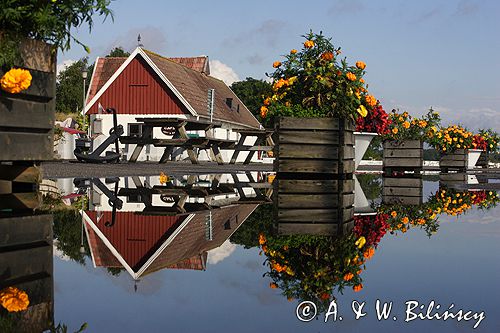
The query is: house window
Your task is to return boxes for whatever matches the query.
[226,98,233,109]
[128,123,143,137]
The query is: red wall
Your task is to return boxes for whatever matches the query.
[86,211,186,271]
[87,57,188,115]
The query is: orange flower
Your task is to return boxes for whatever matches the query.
[343,272,354,281]
[304,40,315,48]
[273,61,281,68]
[402,217,409,224]
[320,51,334,61]
[260,106,268,118]
[353,284,363,292]
[1,68,32,94]
[346,72,357,81]
[263,97,271,106]
[258,233,266,245]
[365,94,377,107]
[403,121,410,129]
[391,211,397,217]
[363,247,375,259]
[392,128,399,134]
[320,293,330,300]
[356,61,366,70]
[290,49,297,54]
[0,287,29,312]
[159,172,169,185]
[270,282,278,289]
[359,78,365,84]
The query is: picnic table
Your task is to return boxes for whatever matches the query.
[229,128,275,164]
[120,117,236,164]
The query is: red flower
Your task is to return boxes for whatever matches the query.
[472,134,487,150]
[356,104,391,135]
[353,214,389,248]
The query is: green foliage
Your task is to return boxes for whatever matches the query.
[356,174,382,200]
[48,322,88,333]
[230,77,272,119]
[106,46,130,58]
[56,58,92,114]
[53,209,89,265]
[363,136,383,160]
[229,204,274,248]
[263,30,372,121]
[0,0,113,68]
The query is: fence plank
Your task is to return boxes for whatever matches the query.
[278,117,340,130]
[383,140,422,149]
[0,97,53,129]
[383,148,422,158]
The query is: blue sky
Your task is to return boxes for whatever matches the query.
[63,0,500,130]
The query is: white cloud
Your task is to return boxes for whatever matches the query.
[207,239,236,265]
[56,59,76,75]
[209,60,240,85]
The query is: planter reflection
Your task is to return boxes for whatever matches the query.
[274,177,354,236]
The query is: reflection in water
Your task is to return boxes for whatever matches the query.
[75,173,271,280]
[2,169,500,330]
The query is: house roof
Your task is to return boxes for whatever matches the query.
[86,48,261,129]
[82,203,259,279]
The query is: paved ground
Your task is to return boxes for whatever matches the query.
[41,161,274,178]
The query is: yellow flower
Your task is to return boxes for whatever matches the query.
[0,287,29,312]
[287,76,297,85]
[273,61,281,68]
[290,49,297,54]
[356,61,366,70]
[392,127,399,134]
[1,68,32,94]
[391,211,397,217]
[355,236,366,249]
[403,121,410,129]
[357,105,368,117]
[304,40,315,48]
[159,172,169,185]
[346,72,357,81]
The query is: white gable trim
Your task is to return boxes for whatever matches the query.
[85,56,100,103]
[135,213,195,278]
[85,47,198,116]
[82,211,137,278]
[82,210,196,280]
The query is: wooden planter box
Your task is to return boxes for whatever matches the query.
[0,37,56,161]
[0,214,54,332]
[383,140,423,173]
[274,178,354,235]
[439,149,468,172]
[382,176,423,206]
[274,117,355,176]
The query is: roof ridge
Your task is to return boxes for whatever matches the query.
[143,48,209,76]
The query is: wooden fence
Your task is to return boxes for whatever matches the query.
[439,149,467,173]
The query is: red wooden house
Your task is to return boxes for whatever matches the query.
[84,47,261,161]
[82,204,259,279]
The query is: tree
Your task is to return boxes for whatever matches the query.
[56,46,130,114]
[106,46,130,57]
[56,58,92,114]
[230,77,272,118]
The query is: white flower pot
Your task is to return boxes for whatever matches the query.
[354,132,378,170]
[467,149,483,169]
[354,175,376,214]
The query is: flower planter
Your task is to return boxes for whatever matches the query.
[354,132,378,170]
[274,178,354,235]
[0,37,56,161]
[467,149,483,169]
[275,117,355,176]
[382,140,423,173]
[440,149,483,172]
[382,175,423,206]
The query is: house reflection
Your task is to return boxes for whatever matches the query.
[79,174,271,279]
